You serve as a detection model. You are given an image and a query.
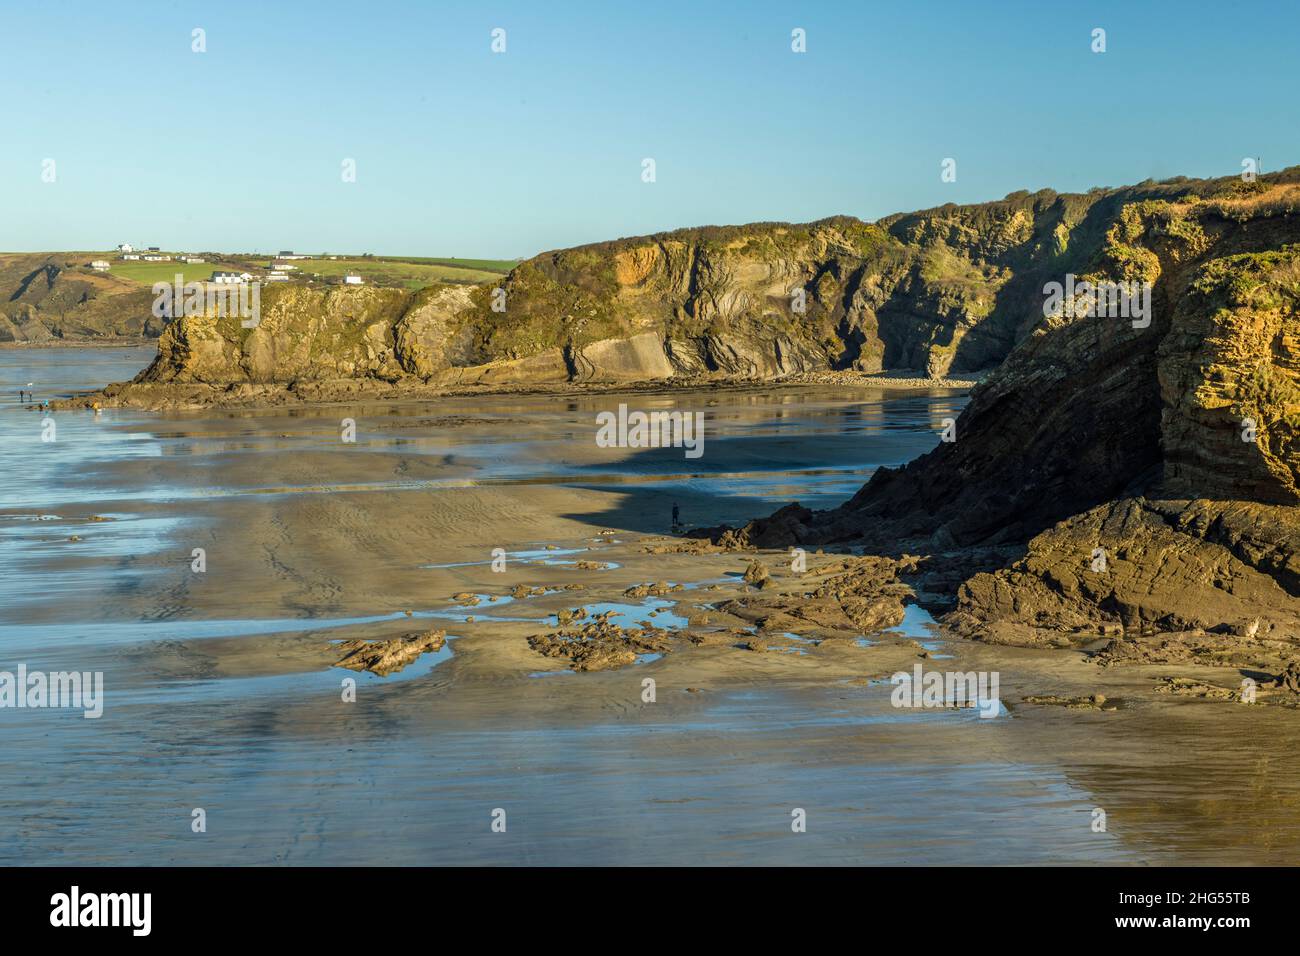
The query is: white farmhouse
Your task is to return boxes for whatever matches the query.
[117,243,133,253]
[90,260,111,271]
[343,274,364,285]
[210,271,253,284]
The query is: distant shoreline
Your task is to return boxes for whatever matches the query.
[52,366,982,412]
[0,337,154,350]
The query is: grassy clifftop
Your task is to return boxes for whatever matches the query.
[0,251,514,344]
[64,166,1300,405]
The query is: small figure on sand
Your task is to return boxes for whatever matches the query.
[671,502,681,533]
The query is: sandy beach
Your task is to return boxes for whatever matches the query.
[2,346,1298,865]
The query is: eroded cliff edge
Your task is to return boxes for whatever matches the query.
[0,254,161,343]
[711,179,1300,653]
[77,170,1300,405]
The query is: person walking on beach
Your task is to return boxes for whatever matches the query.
[672,502,681,533]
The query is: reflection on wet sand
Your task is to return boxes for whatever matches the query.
[1,347,1297,864]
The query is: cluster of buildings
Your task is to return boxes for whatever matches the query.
[96,245,364,286]
[110,244,203,264]
[116,243,171,261]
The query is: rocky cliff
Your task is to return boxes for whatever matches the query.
[109,171,1291,394]
[714,174,1300,648]
[0,254,160,342]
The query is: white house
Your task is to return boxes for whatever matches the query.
[120,253,140,260]
[343,274,364,285]
[210,271,253,284]
[267,261,297,271]
[117,243,133,253]
[184,257,206,264]
[142,254,171,262]
[90,260,111,271]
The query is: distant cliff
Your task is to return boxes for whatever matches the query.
[0,254,160,342]
[113,170,1300,393]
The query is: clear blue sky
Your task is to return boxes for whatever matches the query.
[2,0,1296,259]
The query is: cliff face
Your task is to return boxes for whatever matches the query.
[718,177,1300,644]
[0,254,160,342]
[131,174,1270,389]
[793,181,1300,543]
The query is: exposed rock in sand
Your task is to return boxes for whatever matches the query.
[510,584,584,599]
[555,606,589,626]
[623,581,682,598]
[1153,677,1240,701]
[719,555,912,636]
[1022,694,1114,710]
[742,559,772,588]
[1266,660,1300,693]
[641,538,724,555]
[527,616,673,672]
[947,498,1300,644]
[333,629,447,676]
[1149,662,1300,704]
[1090,630,1289,669]
[702,180,1300,656]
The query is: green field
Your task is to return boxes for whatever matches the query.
[274,257,506,287]
[380,256,518,273]
[98,253,519,290]
[107,259,233,285]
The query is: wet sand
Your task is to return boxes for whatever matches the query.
[2,347,1298,865]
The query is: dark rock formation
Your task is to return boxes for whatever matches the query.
[710,173,1300,645]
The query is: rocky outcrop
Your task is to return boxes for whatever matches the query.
[91,171,1293,395]
[333,629,447,676]
[947,498,1300,642]
[0,254,160,341]
[708,174,1300,646]
[137,285,414,384]
[719,555,914,636]
[527,614,674,672]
